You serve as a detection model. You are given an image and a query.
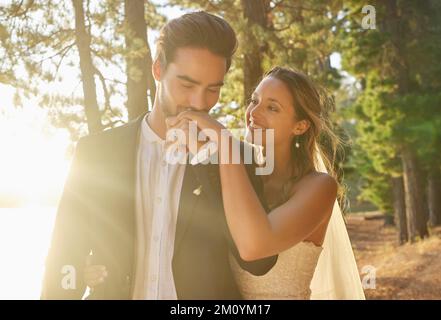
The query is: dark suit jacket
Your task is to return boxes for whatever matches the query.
[41,113,276,300]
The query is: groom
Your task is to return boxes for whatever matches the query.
[41,11,276,300]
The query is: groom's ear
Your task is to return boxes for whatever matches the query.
[152,59,162,81]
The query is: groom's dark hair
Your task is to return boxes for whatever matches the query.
[155,11,238,71]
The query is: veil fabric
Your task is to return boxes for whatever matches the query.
[251,142,366,299]
[309,150,366,299]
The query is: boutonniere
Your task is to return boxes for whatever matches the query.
[193,185,203,196]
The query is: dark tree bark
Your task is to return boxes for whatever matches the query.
[72,0,103,134]
[428,169,441,226]
[401,146,429,242]
[384,0,429,242]
[124,0,156,120]
[241,0,269,102]
[392,176,408,244]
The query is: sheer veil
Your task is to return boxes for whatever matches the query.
[309,149,366,299]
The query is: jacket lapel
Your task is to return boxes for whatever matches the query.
[174,162,203,255]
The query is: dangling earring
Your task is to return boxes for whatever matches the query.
[295,136,300,148]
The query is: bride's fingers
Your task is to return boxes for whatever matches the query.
[165,116,179,127]
[176,110,203,124]
[166,117,189,131]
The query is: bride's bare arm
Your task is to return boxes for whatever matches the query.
[219,139,337,261]
[169,110,337,261]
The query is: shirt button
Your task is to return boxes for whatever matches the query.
[156,196,162,204]
[150,275,157,282]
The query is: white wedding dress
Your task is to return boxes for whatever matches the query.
[228,146,366,300]
[230,242,323,300]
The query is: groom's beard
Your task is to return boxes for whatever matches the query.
[160,97,177,117]
[159,86,179,117]
[161,98,180,117]
[160,94,190,117]
[162,103,196,117]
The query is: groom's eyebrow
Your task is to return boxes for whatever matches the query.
[177,75,224,88]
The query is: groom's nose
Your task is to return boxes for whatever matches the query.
[188,91,208,111]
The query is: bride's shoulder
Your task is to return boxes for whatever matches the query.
[292,171,337,199]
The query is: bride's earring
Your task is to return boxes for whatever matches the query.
[295,136,300,148]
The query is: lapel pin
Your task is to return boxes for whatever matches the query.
[193,185,203,196]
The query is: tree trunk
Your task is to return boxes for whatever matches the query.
[428,169,441,226]
[385,0,429,241]
[124,0,156,120]
[241,0,269,102]
[72,0,103,134]
[392,176,408,244]
[401,146,429,242]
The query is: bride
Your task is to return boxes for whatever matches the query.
[84,66,365,300]
[170,66,366,300]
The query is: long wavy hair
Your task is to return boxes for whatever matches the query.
[264,67,345,199]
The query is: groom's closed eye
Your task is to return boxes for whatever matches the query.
[181,83,194,89]
[177,75,198,90]
[207,86,222,93]
[177,74,224,92]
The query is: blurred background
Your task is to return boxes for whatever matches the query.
[0,0,440,299]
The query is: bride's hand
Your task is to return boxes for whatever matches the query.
[166,110,227,149]
[166,111,226,156]
[175,110,226,137]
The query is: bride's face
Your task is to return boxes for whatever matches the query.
[245,76,297,148]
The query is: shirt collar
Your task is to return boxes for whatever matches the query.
[141,113,165,144]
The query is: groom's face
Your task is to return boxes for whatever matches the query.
[154,47,227,116]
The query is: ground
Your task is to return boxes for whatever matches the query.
[347,212,441,300]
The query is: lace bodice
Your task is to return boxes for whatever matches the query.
[230,242,323,300]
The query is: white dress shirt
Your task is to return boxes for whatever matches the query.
[132,114,186,299]
[131,114,214,299]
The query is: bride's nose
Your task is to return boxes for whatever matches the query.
[249,103,264,121]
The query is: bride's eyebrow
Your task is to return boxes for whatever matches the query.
[268,97,284,109]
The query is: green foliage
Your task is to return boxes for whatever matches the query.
[0,0,164,138]
[338,0,441,212]
[2,0,440,214]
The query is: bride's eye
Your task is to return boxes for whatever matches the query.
[249,98,258,105]
[268,105,279,112]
